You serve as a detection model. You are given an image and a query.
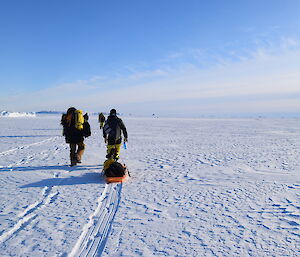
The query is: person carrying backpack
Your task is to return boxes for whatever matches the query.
[61,107,91,166]
[98,112,106,129]
[83,113,91,138]
[103,109,128,160]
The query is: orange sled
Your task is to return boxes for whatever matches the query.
[104,172,129,183]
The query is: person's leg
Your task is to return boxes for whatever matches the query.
[70,143,77,166]
[100,121,104,129]
[106,144,115,159]
[114,143,122,160]
[77,141,85,162]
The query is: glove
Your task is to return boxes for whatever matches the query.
[124,138,128,142]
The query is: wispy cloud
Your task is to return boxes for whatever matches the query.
[2,39,300,116]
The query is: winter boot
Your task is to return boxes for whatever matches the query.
[76,154,82,163]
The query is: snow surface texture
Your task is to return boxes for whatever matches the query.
[0,115,299,257]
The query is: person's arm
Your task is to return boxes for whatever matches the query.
[103,121,108,143]
[120,120,128,141]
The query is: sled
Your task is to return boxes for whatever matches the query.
[102,160,130,183]
[104,171,129,183]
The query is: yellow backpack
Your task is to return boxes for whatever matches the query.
[74,110,84,130]
[103,159,115,171]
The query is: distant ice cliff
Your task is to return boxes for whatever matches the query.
[0,111,36,117]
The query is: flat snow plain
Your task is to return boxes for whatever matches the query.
[0,115,299,257]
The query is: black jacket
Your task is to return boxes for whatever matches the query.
[98,113,106,123]
[61,114,85,144]
[103,115,128,145]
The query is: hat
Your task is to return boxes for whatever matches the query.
[110,109,117,116]
[67,107,76,115]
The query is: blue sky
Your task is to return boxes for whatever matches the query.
[1,0,300,116]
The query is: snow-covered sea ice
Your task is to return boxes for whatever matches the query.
[0,115,299,256]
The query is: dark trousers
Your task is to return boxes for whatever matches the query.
[69,142,85,165]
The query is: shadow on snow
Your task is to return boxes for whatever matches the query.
[0,135,59,138]
[0,164,103,172]
[20,172,105,188]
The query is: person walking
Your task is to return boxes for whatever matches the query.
[103,109,128,160]
[61,107,90,166]
[98,112,106,129]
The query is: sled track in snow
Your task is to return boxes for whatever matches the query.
[0,169,77,244]
[0,186,59,244]
[69,183,122,257]
[0,136,60,157]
